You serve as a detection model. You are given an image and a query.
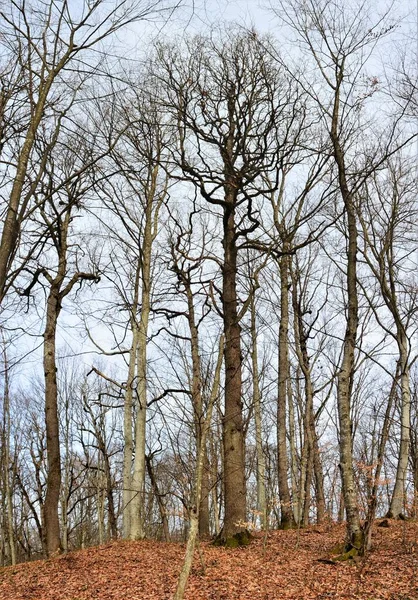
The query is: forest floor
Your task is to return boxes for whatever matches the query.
[0,521,417,600]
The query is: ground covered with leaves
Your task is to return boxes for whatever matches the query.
[1,521,417,599]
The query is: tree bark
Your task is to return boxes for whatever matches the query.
[222,203,247,540]
[42,206,98,555]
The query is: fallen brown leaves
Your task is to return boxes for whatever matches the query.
[0,521,417,600]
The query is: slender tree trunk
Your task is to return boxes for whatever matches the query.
[277,253,295,528]
[364,371,397,550]
[130,330,148,540]
[313,433,326,524]
[122,276,140,538]
[413,454,418,519]
[102,446,117,539]
[183,276,210,537]
[209,431,221,537]
[298,439,308,526]
[303,451,314,526]
[290,271,319,527]
[250,296,267,529]
[97,455,105,545]
[174,337,223,600]
[199,456,210,537]
[43,283,62,556]
[389,339,411,518]
[61,387,72,553]
[61,479,69,553]
[288,372,300,525]
[130,194,154,540]
[331,77,363,550]
[145,456,170,542]
[2,343,16,565]
[335,216,362,548]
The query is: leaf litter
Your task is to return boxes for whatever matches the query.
[0,521,417,599]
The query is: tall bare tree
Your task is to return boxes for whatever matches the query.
[91,83,169,540]
[158,30,304,543]
[358,160,418,518]
[274,0,415,553]
[21,134,100,555]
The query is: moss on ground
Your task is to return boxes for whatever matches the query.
[213,530,252,548]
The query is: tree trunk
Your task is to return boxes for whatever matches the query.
[122,284,139,538]
[209,430,221,537]
[130,193,154,540]
[250,296,267,529]
[97,455,105,545]
[43,284,62,556]
[277,253,295,528]
[335,206,362,549]
[146,456,170,542]
[221,204,247,541]
[2,343,16,565]
[290,270,319,527]
[364,371,397,550]
[173,337,223,600]
[332,76,363,551]
[199,454,211,538]
[102,443,117,539]
[389,338,411,518]
[184,274,210,538]
[288,371,300,525]
[303,451,314,526]
[313,433,326,524]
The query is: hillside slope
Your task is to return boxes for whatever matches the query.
[0,522,417,599]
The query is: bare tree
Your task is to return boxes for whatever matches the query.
[21,134,100,555]
[91,83,170,540]
[157,30,305,544]
[273,0,415,554]
[358,159,418,518]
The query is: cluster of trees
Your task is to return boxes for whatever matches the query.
[0,0,417,578]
